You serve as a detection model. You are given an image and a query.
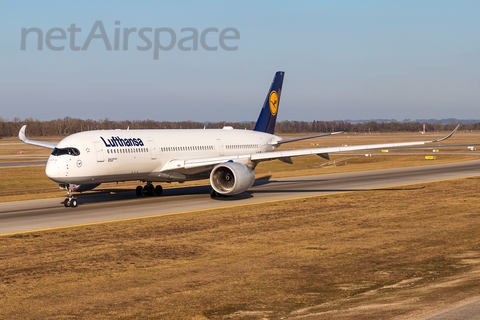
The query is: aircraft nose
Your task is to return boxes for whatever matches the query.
[45,158,61,182]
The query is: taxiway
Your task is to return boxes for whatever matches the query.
[0,160,479,235]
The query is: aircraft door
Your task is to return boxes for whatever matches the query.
[216,139,224,156]
[93,141,105,162]
[149,140,157,160]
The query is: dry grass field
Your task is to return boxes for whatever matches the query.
[1,177,480,319]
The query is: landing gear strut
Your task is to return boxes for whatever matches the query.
[63,184,78,207]
[136,183,162,197]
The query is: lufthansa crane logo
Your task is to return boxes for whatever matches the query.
[269,90,278,116]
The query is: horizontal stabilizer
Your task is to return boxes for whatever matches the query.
[271,131,344,145]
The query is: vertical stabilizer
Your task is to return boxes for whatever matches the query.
[253,71,285,134]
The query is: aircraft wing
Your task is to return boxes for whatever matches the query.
[162,125,460,172]
[18,125,57,149]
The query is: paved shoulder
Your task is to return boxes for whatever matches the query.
[425,298,480,319]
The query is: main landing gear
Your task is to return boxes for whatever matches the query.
[63,184,78,207]
[136,183,163,197]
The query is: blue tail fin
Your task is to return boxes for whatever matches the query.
[253,71,285,134]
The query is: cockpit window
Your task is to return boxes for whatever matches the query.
[51,147,80,156]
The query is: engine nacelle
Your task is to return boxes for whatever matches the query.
[210,162,255,195]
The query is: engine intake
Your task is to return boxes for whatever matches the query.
[210,162,255,195]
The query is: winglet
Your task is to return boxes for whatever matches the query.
[253,71,285,134]
[19,125,27,142]
[432,124,460,142]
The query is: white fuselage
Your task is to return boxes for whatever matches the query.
[45,128,281,185]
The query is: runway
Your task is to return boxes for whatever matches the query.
[1,160,479,235]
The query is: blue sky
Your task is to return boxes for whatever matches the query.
[1,1,479,122]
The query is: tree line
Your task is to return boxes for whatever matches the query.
[0,117,477,138]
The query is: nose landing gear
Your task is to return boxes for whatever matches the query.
[64,198,77,207]
[63,184,78,207]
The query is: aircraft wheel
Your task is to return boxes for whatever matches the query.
[70,199,78,207]
[210,188,218,198]
[64,199,70,207]
[144,184,155,196]
[155,185,163,196]
[135,186,143,196]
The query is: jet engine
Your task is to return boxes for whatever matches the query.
[210,162,255,195]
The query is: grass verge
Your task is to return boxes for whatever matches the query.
[1,177,480,319]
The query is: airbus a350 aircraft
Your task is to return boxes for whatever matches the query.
[19,71,459,207]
